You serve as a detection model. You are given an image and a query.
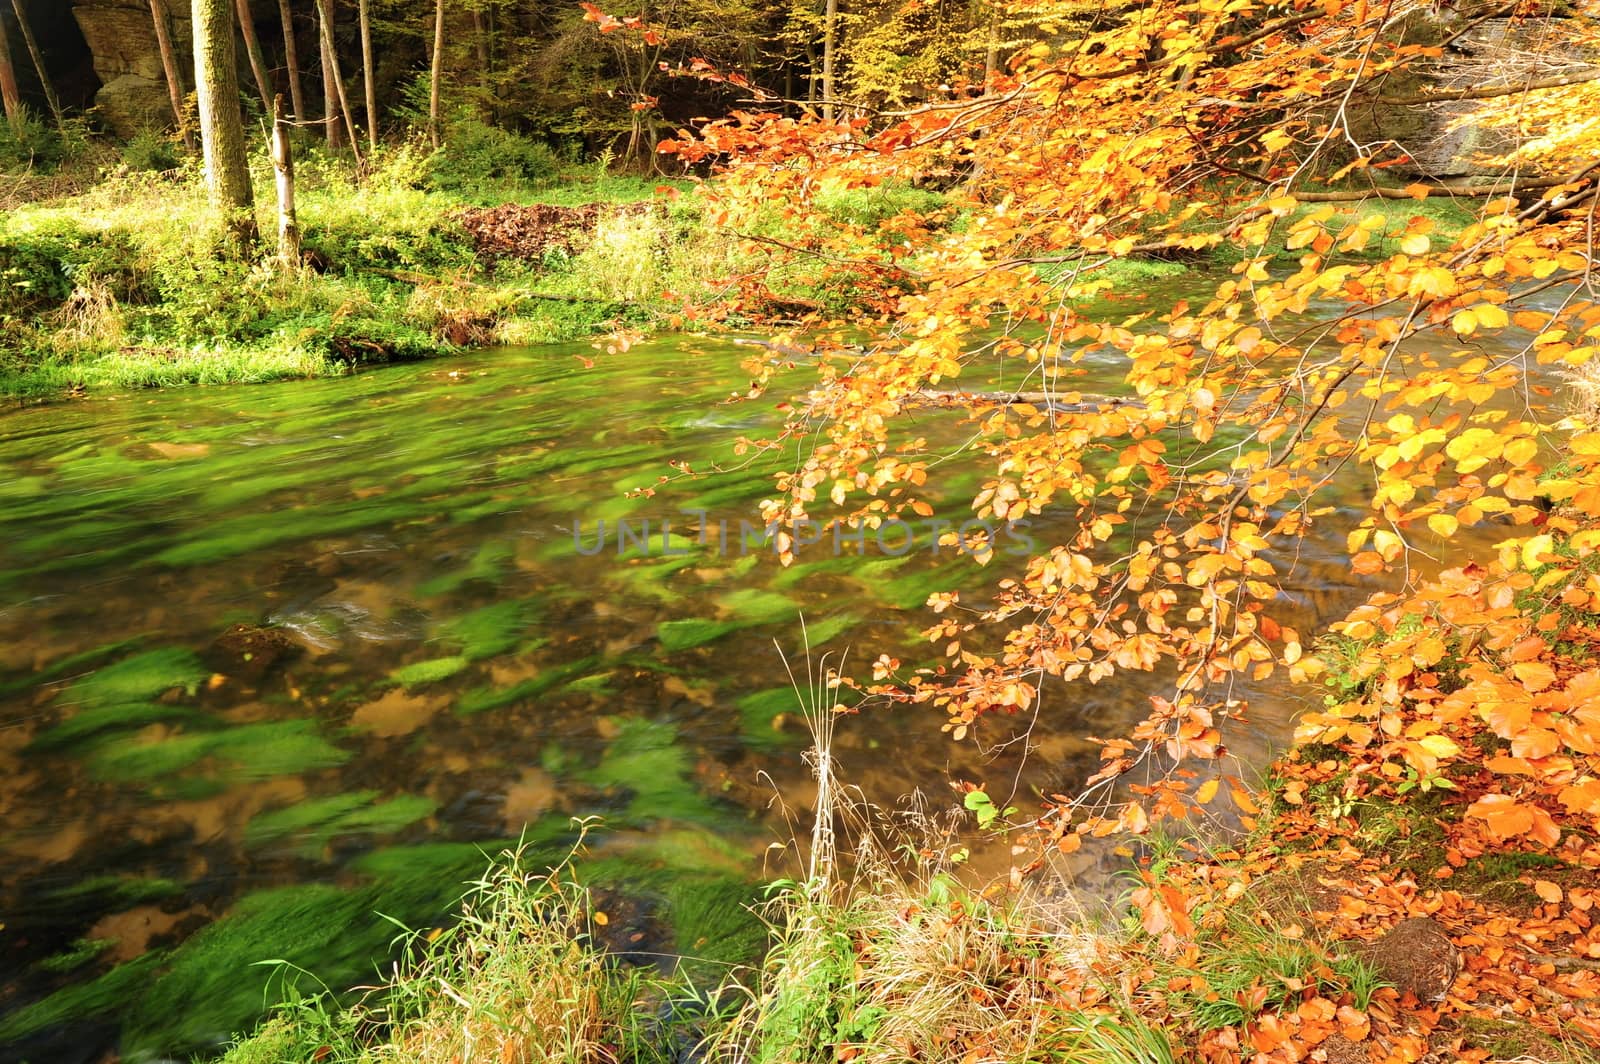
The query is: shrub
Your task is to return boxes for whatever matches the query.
[121,130,185,173]
[427,119,560,194]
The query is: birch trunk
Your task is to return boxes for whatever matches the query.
[273,94,300,270]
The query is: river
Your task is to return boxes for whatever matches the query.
[0,302,1512,1059]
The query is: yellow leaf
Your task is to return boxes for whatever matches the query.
[1418,734,1460,759]
[1408,266,1458,299]
[1474,303,1509,329]
[1195,778,1221,804]
[1451,308,1478,335]
[1521,533,1554,570]
[1399,233,1430,255]
[1427,513,1459,537]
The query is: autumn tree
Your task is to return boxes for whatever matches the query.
[661,0,1600,847]
[191,0,257,247]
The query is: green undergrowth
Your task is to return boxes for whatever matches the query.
[0,146,734,400]
[0,139,958,400]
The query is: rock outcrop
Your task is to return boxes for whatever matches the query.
[70,0,190,136]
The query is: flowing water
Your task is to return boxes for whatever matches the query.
[0,297,1521,1060]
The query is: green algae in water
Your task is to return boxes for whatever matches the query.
[0,952,167,1044]
[39,938,118,974]
[89,720,350,784]
[388,655,471,688]
[717,587,797,625]
[116,841,513,1057]
[581,717,728,827]
[564,671,615,696]
[852,555,963,610]
[245,792,437,853]
[28,701,205,753]
[657,589,800,651]
[64,647,207,707]
[0,636,142,700]
[792,613,856,648]
[737,687,807,752]
[438,599,539,661]
[456,656,600,715]
[416,540,514,597]
[658,617,740,652]
[47,874,183,908]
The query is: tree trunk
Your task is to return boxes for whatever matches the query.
[358,0,376,152]
[0,12,24,133]
[234,0,274,116]
[318,0,340,146]
[428,0,443,149]
[821,0,836,120]
[472,6,489,116]
[8,0,62,129]
[314,0,361,165]
[984,2,1000,88]
[276,0,304,121]
[191,0,258,248]
[148,0,194,148]
[272,93,300,270]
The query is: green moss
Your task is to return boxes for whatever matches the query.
[388,655,471,688]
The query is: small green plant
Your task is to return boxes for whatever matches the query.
[963,787,1018,830]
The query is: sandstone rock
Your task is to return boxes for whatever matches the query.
[71,0,191,135]
[93,72,171,136]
